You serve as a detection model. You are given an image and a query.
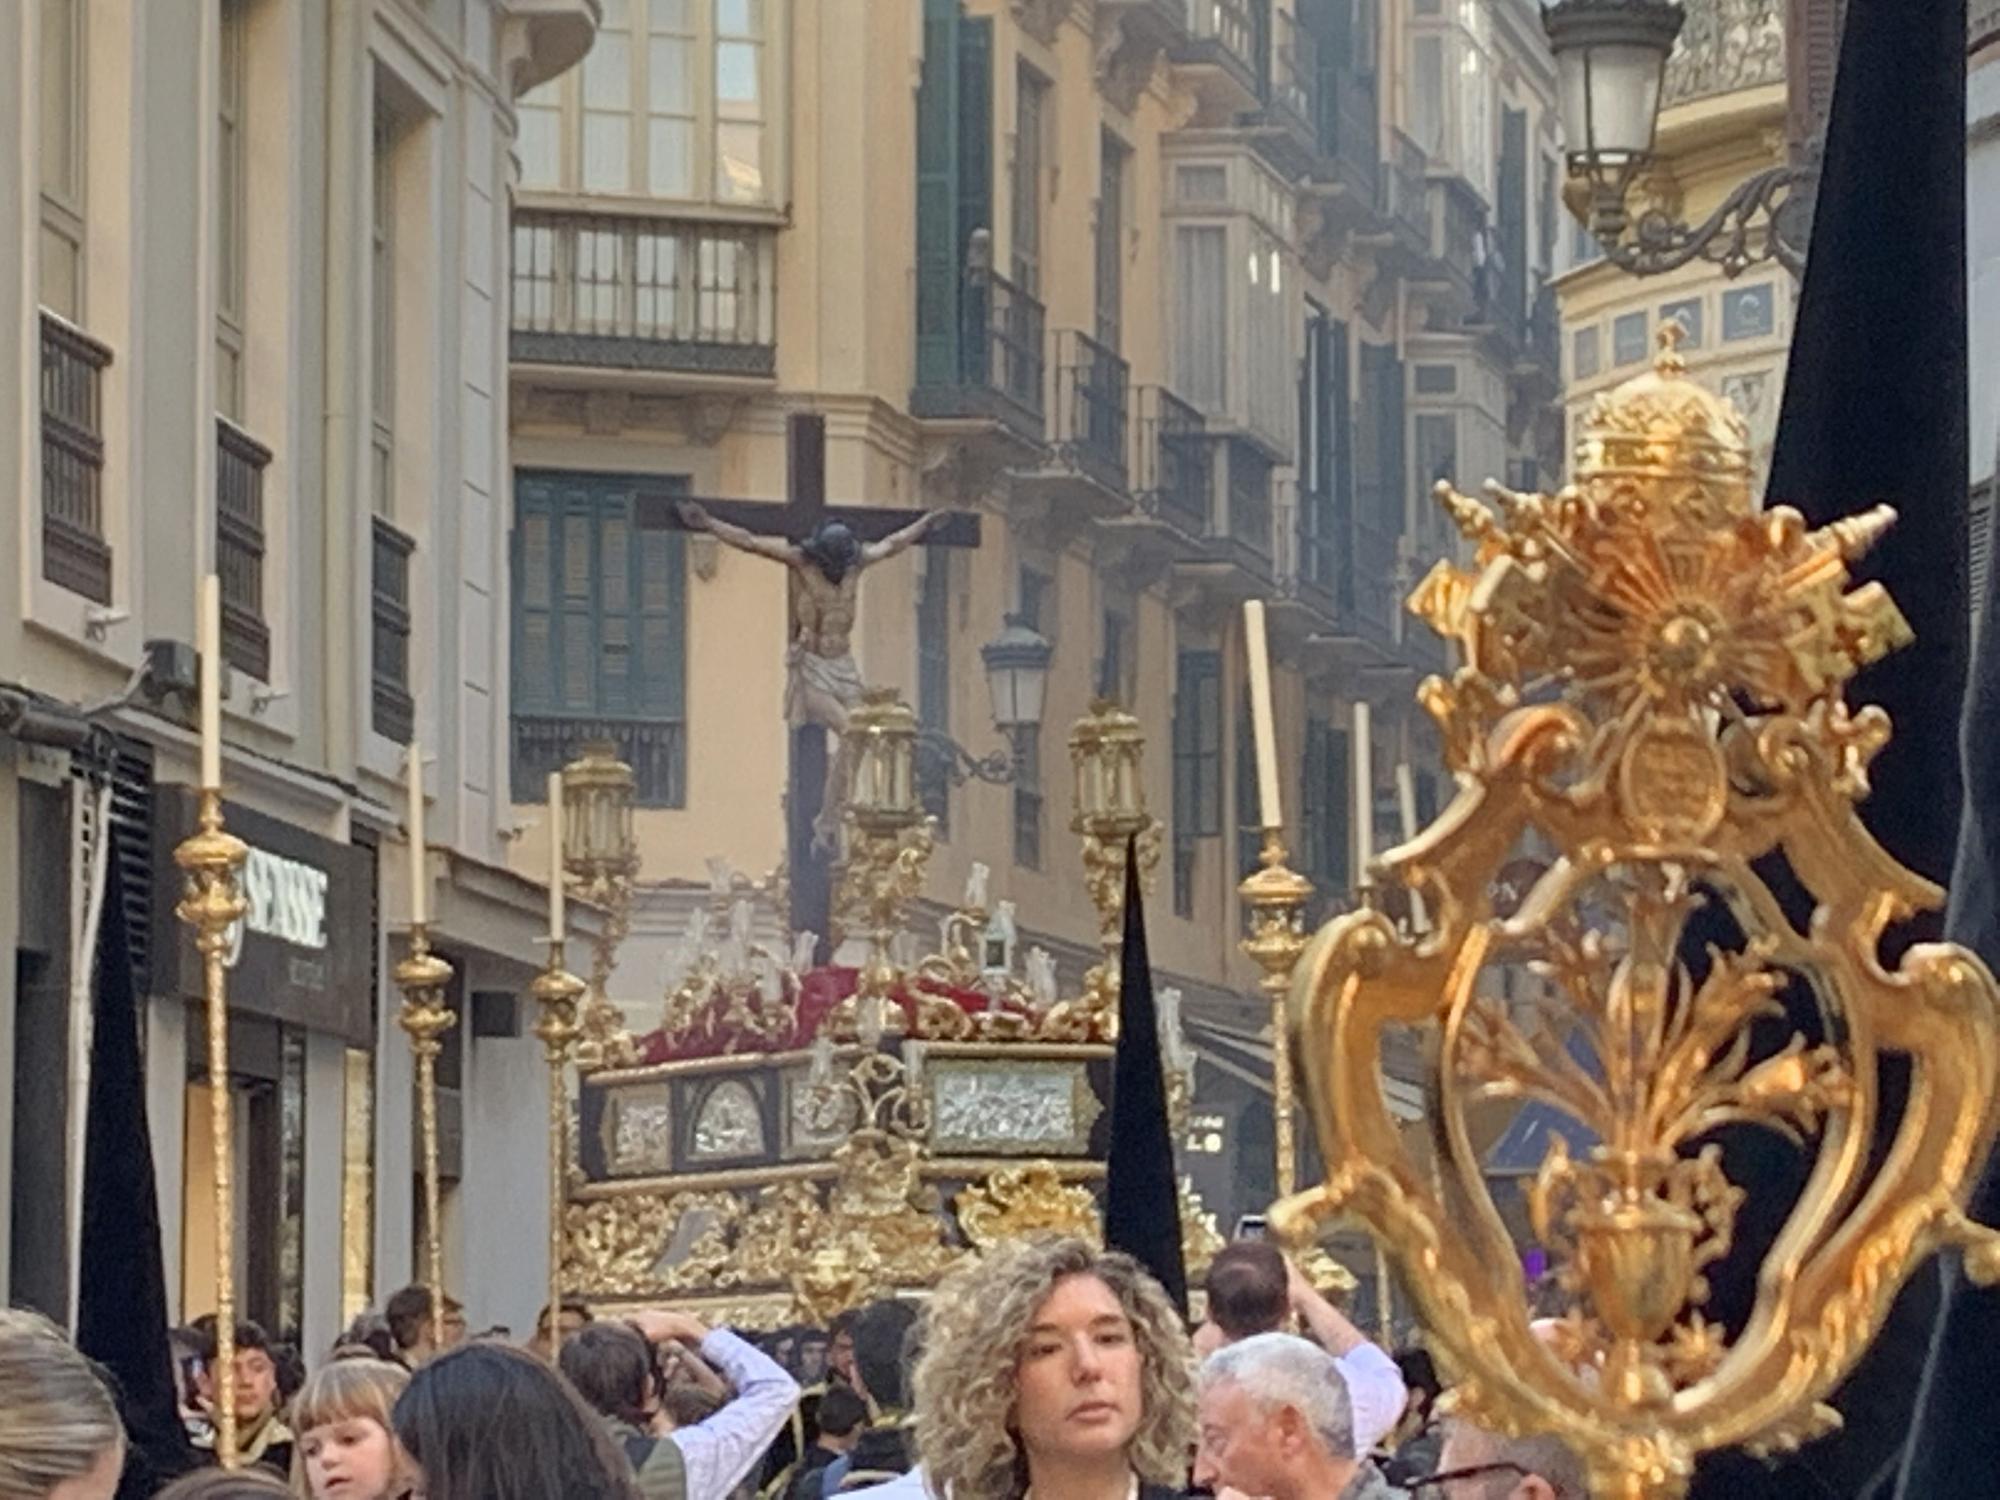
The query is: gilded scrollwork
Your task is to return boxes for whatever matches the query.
[956,1164,1101,1250]
[1279,330,2000,1498]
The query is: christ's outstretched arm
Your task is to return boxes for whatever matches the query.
[678,500,801,564]
[860,510,946,565]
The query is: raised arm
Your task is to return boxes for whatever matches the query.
[678,500,800,564]
[860,510,946,565]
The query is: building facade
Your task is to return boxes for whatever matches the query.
[503,0,1561,1245]
[1552,0,1802,491]
[2,0,597,1356]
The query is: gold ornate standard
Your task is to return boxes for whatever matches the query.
[394,927,457,1349]
[563,743,642,1069]
[175,790,249,1466]
[1272,328,2000,1497]
[1240,830,1313,1197]
[1055,702,1162,1041]
[532,942,586,1354]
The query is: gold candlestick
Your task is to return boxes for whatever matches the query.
[1239,829,1312,1198]
[394,926,456,1350]
[175,789,248,1466]
[531,945,584,1356]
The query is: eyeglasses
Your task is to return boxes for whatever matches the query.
[1409,1460,1531,1496]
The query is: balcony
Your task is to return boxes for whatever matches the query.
[1978,0,2000,49]
[1314,65,1380,209]
[1246,11,1321,178]
[1364,130,1431,274]
[1135,386,1210,532]
[512,715,685,808]
[911,266,1047,445]
[40,312,114,605]
[1049,329,1131,496]
[1171,0,1262,120]
[510,207,777,380]
[216,418,272,682]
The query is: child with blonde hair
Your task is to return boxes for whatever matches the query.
[289,1358,409,1500]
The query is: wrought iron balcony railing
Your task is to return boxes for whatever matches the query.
[40,312,114,605]
[1052,329,1130,491]
[512,714,686,809]
[1134,385,1211,535]
[511,207,777,378]
[912,266,1047,443]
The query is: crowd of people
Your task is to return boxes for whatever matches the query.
[0,1237,1585,1500]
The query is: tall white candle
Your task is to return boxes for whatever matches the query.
[1352,700,1374,886]
[548,772,566,937]
[1242,601,1283,831]
[199,575,223,790]
[407,746,427,927]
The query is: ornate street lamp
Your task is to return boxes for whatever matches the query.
[913,615,1054,787]
[1543,0,1816,277]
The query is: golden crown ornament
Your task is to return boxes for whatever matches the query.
[1272,327,2000,1497]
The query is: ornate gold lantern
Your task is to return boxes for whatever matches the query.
[1055,701,1160,1038]
[1275,329,2000,1497]
[562,742,640,1062]
[846,691,922,834]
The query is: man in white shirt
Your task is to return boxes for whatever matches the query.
[1192,1241,1408,1458]
[563,1308,801,1500]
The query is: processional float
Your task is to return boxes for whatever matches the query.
[548,699,1225,1328]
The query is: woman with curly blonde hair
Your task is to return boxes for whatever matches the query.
[913,1237,1194,1500]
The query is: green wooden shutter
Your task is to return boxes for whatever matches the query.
[513,479,557,714]
[633,479,688,721]
[1326,724,1351,893]
[915,0,964,389]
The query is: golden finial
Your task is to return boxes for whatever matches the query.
[1655,317,1689,376]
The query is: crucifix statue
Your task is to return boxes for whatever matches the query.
[637,414,981,960]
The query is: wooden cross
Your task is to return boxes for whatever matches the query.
[636,413,982,959]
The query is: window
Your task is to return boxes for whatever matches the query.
[215,1,249,419]
[1018,566,1053,638]
[1173,225,1228,409]
[1612,311,1649,366]
[1098,609,1133,704]
[1412,35,1445,158]
[217,419,273,680]
[1660,298,1703,349]
[1413,413,1457,530]
[39,0,85,319]
[1722,283,1776,341]
[1356,342,1405,534]
[372,517,416,744]
[1013,65,1049,294]
[1572,326,1600,380]
[1173,648,1222,920]
[512,472,690,806]
[1236,693,1262,891]
[917,550,952,832]
[40,313,113,603]
[1012,726,1043,870]
[518,0,774,207]
[371,107,397,517]
[913,5,992,392]
[1173,650,1224,840]
[1414,364,1457,395]
[1097,133,1127,350]
[1301,718,1351,897]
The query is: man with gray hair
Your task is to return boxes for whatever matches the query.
[1425,1418,1589,1499]
[1196,1332,1406,1500]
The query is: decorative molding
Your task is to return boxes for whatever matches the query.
[1094,13,1165,116]
[1011,0,1071,48]
[1662,0,1787,107]
[683,393,746,446]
